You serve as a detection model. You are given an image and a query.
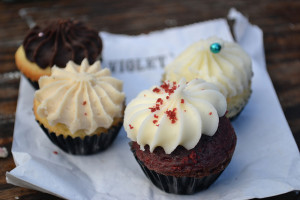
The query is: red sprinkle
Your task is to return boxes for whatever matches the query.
[166,96,170,99]
[160,81,178,96]
[156,98,163,105]
[160,81,170,91]
[129,124,134,129]
[153,120,158,124]
[154,114,159,118]
[209,112,212,115]
[181,99,184,104]
[156,104,160,109]
[53,151,58,155]
[149,99,163,113]
[152,87,161,93]
[83,101,87,105]
[156,124,160,127]
[149,106,157,112]
[165,108,177,124]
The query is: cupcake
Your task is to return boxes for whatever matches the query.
[124,79,236,194]
[15,19,102,89]
[33,59,125,155]
[163,37,253,119]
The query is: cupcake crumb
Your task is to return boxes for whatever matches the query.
[0,147,8,158]
[38,32,44,37]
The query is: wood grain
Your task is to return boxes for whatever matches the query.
[0,0,299,199]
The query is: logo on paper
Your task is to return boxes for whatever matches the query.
[102,54,174,74]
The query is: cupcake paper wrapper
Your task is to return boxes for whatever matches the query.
[131,146,223,195]
[26,77,39,90]
[38,121,122,155]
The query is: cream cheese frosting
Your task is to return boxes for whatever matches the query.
[124,79,227,154]
[164,37,252,98]
[35,58,125,135]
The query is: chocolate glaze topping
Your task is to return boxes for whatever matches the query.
[23,19,102,68]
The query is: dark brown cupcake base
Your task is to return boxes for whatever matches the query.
[129,116,236,194]
[132,147,223,195]
[38,121,122,155]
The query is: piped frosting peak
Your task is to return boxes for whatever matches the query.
[124,78,227,154]
[164,37,252,98]
[35,58,125,135]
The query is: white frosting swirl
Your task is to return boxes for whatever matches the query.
[124,79,226,154]
[164,37,252,98]
[35,58,125,135]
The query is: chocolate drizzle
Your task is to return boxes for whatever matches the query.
[23,19,102,68]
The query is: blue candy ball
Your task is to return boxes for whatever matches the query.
[210,43,222,53]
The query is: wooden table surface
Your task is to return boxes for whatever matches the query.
[0,0,299,199]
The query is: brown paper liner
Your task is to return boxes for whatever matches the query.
[38,121,122,155]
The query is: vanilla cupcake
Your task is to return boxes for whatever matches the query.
[124,79,236,194]
[34,59,125,155]
[15,19,102,89]
[164,37,253,119]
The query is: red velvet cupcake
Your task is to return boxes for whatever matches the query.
[124,79,236,194]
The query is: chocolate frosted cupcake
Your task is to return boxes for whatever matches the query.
[34,59,125,155]
[163,37,253,119]
[124,79,236,194]
[15,19,102,89]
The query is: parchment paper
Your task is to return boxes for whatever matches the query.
[6,9,300,200]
